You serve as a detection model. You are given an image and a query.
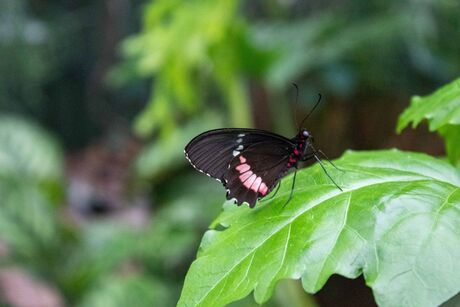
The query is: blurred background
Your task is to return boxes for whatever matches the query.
[0,0,459,306]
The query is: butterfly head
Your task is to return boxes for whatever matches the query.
[300,128,313,141]
[295,128,314,158]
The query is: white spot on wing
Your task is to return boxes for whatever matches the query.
[236,145,243,150]
[236,138,243,143]
[233,150,240,156]
[238,133,245,137]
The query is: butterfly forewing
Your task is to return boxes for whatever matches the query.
[185,132,238,182]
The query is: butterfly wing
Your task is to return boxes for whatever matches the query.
[224,141,293,207]
[184,128,295,207]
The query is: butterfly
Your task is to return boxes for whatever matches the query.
[184,94,342,208]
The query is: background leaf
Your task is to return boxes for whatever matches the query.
[135,112,223,180]
[0,115,63,270]
[0,180,58,262]
[111,0,262,138]
[397,77,460,164]
[252,14,407,91]
[0,115,63,182]
[179,149,460,307]
[439,125,460,166]
[78,274,173,307]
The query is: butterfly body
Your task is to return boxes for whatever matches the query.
[184,128,315,208]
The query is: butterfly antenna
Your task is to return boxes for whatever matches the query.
[299,93,322,129]
[313,154,343,191]
[292,83,300,129]
[282,169,297,208]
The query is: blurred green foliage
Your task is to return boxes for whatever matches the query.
[0,1,55,114]
[251,1,460,95]
[79,274,168,307]
[0,115,223,306]
[0,116,63,268]
[110,0,269,138]
[135,111,223,180]
[0,0,147,149]
[114,0,460,182]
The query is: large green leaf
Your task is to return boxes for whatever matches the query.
[397,77,460,164]
[178,149,460,307]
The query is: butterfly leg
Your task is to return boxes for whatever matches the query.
[313,155,343,191]
[282,169,297,208]
[316,149,344,172]
[260,181,281,202]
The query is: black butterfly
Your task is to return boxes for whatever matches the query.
[184,95,342,208]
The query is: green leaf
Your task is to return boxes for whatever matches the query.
[78,274,173,307]
[397,77,460,131]
[138,173,224,272]
[0,178,58,260]
[439,125,460,166]
[61,222,141,298]
[178,149,460,307]
[113,0,263,138]
[397,77,460,164]
[252,14,407,90]
[0,115,63,266]
[0,115,63,182]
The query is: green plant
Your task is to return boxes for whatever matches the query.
[0,115,63,271]
[0,116,178,306]
[398,77,460,165]
[178,78,460,307]
[110,0,268,138]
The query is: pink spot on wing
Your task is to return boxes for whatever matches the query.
[259,183,268,195]
[251,176,262,192]
[236,163,250,173]
[289,157,296,163]
[243,174,257,189]
[294,149,300,155]
[239,171,253,182]
[239,155,246,163]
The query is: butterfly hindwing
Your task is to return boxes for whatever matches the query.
[224,141,293,207]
